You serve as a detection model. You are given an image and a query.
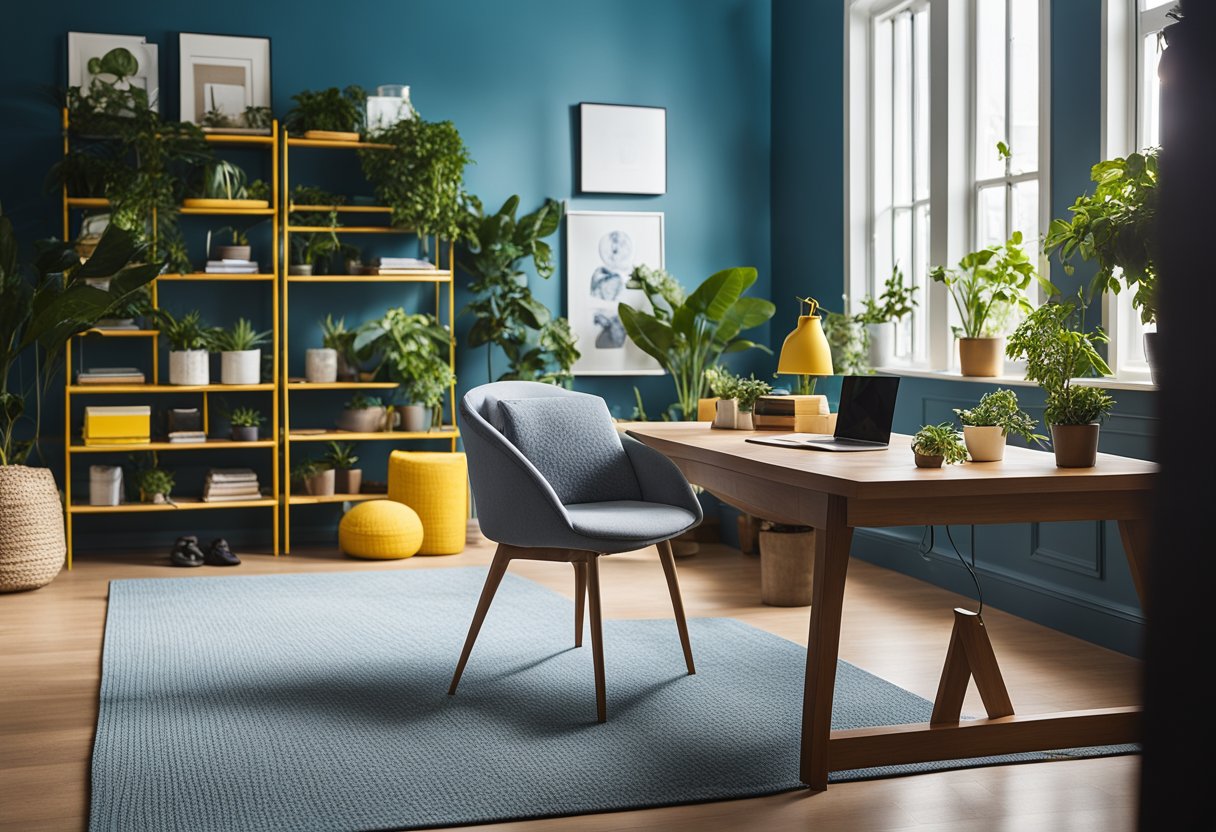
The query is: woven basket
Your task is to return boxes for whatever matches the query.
[0,466,66,592]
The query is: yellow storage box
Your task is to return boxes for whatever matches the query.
[83,406,151,445]
[338,500,423,560]
[388,451,467,555]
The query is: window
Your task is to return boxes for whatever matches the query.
[870,2,930,364]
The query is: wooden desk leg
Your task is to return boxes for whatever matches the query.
[1117,518,1150,607]
[930,608,1014,725]
[799,495,853,791]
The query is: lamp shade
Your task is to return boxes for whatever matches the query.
[777,315,834,376]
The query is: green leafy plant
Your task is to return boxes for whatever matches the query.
[104,283,153,321]
[285,86,366,134]
[1,215,160,465]
[214,318,270,353]
[246,179,271,202]
[135,466,174,501]
[1005,302,1115,426]
[230,407,264,428]
[857,265,918,325]
[460,196,578,384]
[355,309,454,408]
[619,265,775,419]
[213,225,249,246]
[243,106,274,130]
[702,365,739,399]
[953,388,1046,445]
[322,441,359,471]
[911,423,969,464]
[344,393,384,410]
[291,457,331,481]
[321,314,357,358]
[822,310,872,376]
[289,186,344,270]
[733,376,772,413]
[930,232,1046,338]
[360,116,472,245]
[195,159,248,200]
[1044,149,1159,324]
[152,309,220,351]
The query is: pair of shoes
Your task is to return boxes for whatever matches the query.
[169,536,241,567]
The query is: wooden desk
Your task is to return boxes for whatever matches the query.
[627,424,1156,791]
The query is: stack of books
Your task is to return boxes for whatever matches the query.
[372,256,436,274]
[205,258,259,274]
[78,367,146,385]
[203,468,261,502]
[753,395,837,433]
[168,430,207,444]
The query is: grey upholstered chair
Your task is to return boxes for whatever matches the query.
[449,381,703,722]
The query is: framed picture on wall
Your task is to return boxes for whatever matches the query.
[566,210,665,376]
[67,32,159,112]
[578,103,667,195]
[178,33,272,127]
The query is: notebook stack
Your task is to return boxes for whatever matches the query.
[77,367,146,385]
[753,395,837,433]
[203,468,261,502]
[205,258,259,274]
[168,430,207,444]
[371,256,436,274]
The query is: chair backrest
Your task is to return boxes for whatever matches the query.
[461,382,641,515]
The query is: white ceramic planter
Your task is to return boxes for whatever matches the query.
[305,348,338,383]
[867,323,893,369]
[713,398,739,429]
[221,349,261,385]
[963,425,1007,462]
[168,350,209,386]
[737,410,755,430]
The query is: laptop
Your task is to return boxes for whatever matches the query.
[747,376,900,453]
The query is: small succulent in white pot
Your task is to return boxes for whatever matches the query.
[953,388,1046,462]
[154,309,219,386]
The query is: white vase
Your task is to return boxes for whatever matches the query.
[713,398,738,429]
[963,425,1007,462]
[168,350,209,386]
[221,349,261,385]
[305,348,338,383]
[737,410,755,430]
[867,323,893,369]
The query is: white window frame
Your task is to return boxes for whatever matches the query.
[846,0,1051,373]
[1100,0,1166,382]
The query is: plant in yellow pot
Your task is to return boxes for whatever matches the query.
[930,232,1046,377]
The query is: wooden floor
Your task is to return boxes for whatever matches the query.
[0,535,1142,831]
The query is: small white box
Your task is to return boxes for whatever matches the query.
[89,465,123,506]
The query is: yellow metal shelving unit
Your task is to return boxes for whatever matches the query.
[280,131,458,554]
[61,114,282,567]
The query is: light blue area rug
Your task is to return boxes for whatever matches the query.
[91,568,1136,831]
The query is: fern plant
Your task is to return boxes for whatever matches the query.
[912,423,969,464]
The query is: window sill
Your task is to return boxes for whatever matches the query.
[875,366,1157,393]
[1071,376,1157,392]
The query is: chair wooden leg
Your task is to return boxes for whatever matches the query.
[448,545,512,695]
[586,555,607,723]
[573,561,587,648]
[658,540,695,675]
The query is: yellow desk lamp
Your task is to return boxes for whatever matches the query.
[776,296,834,395]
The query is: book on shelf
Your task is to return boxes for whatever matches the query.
[375,257,436,271]
[204,259,259,274]
[204,484,261,496]
[206,468,258,483]
[78,367,146,384]
[202,492,264,503]
[168,431,207,444]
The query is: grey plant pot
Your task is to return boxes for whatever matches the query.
[400,404,431,433]
[288,264,313,276]
[336,407,386,433]
[304,469,335,496]
[231,426,259,442]
[216,245,251,261]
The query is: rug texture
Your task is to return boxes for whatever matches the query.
[90,567,1135,831]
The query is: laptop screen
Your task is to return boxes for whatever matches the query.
[834,376,900,443]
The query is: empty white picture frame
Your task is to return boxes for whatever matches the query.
[178,33,271,125]
[578,103,667,195]
[566,210,665,375]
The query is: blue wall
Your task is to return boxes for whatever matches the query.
[772,0,1153,655]
[0,0,773,546]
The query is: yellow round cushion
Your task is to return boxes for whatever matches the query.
[388,451,467,556]
[338,500,423,560]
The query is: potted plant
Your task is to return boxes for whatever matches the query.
[733,376,772,430]
[229,407,263,442]
[215,318,270,385]
[186,160,265,208]
[702,364,737,423]
[210,225,250,261]
[322,441,362,494]
[953,388,1047,462]
[285,86,367,140]
[929,232,1043,377]
[1044,149,1159,381]
[135,466,174,504]
[292,458,334,497]
[153,309,219,386]
[336,393,386,433]
[460,196,579,385]
[619,265,775,420]
[1006,302,1115,468]
[355,308,454,431]
[322,315,359,381]
[911,423,968,468]
[1,216,159,593]
[857,265,918,366]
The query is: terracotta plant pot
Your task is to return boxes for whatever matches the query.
[400,404,430,433]
[914,453,944,469]
[334,468,362,495]
[958,337,1004,377]
[304,469,335,496]
[336,407,386,433]
[216,244,251,261]
[1051,423,1100,468]
[759,528,815,606]
[963,425,1007,462]
[231,426,259,442]
[168,349,209,385]
[220,349,260,385]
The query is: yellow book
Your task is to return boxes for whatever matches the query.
[83,406,151,441]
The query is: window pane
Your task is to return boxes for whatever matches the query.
[892,12,913,205]
[1011,179,1039,248]
[975,0,1007,180]
[977,184,1006,247]
[1141,0,1172,9]
[873,19,893,213]
[913,8,930,202]
[1140,33,1163,147]
[1008,0,1039,173]
[872,207,893,303]
[895,202,930,361]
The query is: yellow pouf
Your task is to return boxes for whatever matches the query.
[338,500,423,560]
[388,451,467,555]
